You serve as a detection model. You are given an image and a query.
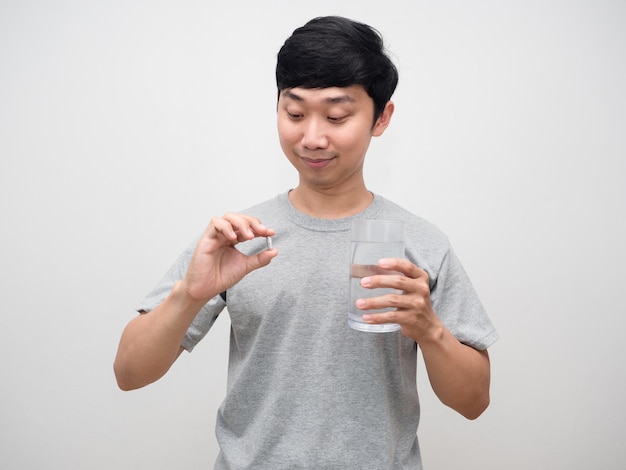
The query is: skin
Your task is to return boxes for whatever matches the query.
[114,84,491,419]
[276,86,391,218]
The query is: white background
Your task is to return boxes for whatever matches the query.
[1,1,625,468]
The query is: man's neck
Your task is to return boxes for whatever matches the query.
[288,185,373,219]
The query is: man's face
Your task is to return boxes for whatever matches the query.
[277,85,392,194]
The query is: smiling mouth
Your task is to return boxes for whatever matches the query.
[301,156,335,169]
[302,157,332,163]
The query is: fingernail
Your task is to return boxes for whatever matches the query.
[356,299,366,309]
[361,277,371,287]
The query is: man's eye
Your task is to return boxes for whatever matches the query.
[287,111,302,119]
[328,116,347,123]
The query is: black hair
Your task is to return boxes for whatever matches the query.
[276,16,399,122]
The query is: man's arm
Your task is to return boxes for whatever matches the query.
[356,258,491,419]
[416,329,490,419]
[113,283,208,391]
[114,213,278,391]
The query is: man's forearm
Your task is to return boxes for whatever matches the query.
[113,281,208,391]
[419,325,491,419]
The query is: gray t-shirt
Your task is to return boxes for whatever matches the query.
[138,192,498,469]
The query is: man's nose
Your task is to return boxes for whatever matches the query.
[301,118,329,150]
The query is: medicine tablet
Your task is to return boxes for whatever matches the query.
[266,236,273,250]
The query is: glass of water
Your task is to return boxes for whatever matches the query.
[348,219,405,333]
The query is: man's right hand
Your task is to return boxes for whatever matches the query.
[181,213,279,303]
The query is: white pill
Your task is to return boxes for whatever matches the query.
[266,236,273,250]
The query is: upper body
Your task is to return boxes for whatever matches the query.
[114,15,497,469]
[134,192,497,469]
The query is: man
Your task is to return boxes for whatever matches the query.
[114,16,498,469]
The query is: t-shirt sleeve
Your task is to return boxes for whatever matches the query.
[429,246,498,350]
[135,238,227,352]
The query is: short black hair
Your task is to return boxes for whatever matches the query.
[276,16,399,122]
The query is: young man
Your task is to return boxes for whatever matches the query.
[114,16,498,469]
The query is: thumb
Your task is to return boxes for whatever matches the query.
[245,248,279,274]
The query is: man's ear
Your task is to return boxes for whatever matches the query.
[372,101,395,137]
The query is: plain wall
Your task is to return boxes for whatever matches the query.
[1,1,625,468]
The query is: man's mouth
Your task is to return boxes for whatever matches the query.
[299,152,337,170]
[301,157,334,169]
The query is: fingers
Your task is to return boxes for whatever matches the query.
[378,258,425,281]
[209,213,275,246]
[356,258,429,312]
[356,258,438,340]
[359,258,428,292]
[219,213,279,277]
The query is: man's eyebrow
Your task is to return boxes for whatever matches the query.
[282,90,304,101]
[281,90,356,104]
[325,95,355,104]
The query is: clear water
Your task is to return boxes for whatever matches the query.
[348,262,402,333]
